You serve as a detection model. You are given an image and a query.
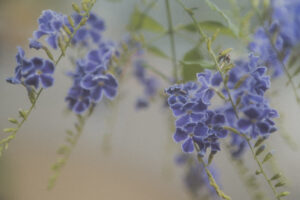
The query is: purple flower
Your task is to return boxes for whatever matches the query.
[81,72,118,102]
[7,47,55,89]
[165,52,278,157]
[65,84,91,114]
[33,10,65,49]
[65,42,119,114]
[6,47,32,84]
[237,106,278,138]
[69,13,105,45]
[135,98,149,109]
[29,39,43,50]
[24,57,55,89]
[197,70,222,104]
[133,59,159,110]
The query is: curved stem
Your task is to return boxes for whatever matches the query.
[165,0,179,82]
[177,1,284,199]
[1,3,95,156]
[193,143,231,200]
[225,126,282,200]
[246,139,281,200]
[48,105,95,189]
[224,144,265,200]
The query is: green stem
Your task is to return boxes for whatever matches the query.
[224,145,265,200]
[176,0,239,118]
[225,126,282,200]
[48,105,95,190]
[1,3,95,156]
[246,139,281,200]
[193,142,231,200]
[165,0,179,82]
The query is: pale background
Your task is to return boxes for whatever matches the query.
[0,0,299,199]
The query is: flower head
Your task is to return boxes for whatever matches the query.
[33,10,65,49]
[7,47,55,89]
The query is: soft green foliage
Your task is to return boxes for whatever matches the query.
[204,0,239,37]
[181,46,205,81]
[255,145,266,156]
[146,45,169,59]
[179,20,236,37]
[128,6,165,33]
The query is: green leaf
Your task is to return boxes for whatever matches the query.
[66,130,74,136]
[179,20,235,36]
[8,118,18,124]
[222,63,234,74]
[57,146,70,155]
[275,181,286,187]
[270,173,282,181]
[19,109,28,119]
[208,151,215,165]
[234,74,248,89]
[239,10,254,39]
[181,47,204,81]
[146,45,169,59]
[68,16,75,28]
[255,170,261,175]
[219,48,233,57]
[254,137,266,148]
[180,60,215,68]
[255,145,265,156]
[72,3,81,13]
[128,7,165,33]
[27,88,36,104]
[262,152,273,163]
[204,0,239,37]
[277,191,289,198]
[3,128,16,133]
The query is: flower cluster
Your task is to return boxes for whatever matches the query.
[66,41,119,114]
[225,54,278,157]
[165,54,278,157]
[165,78,226,155]
[133,59,159,109]
[7,8,104,91]
[248,0,300,77]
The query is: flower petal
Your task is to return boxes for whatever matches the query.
[25,74,39,89]
[182,138,194,153]
[103,86,117,99]
[176,114,190,127]
[40,74,54,88]
[173,128,188,142]
[46,34,58,49]
[194,123,209,137]
[42,60,55,74]
[237,119,251,130]
[91,86,103,102]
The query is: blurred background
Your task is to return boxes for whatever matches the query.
[0,0,300,199]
